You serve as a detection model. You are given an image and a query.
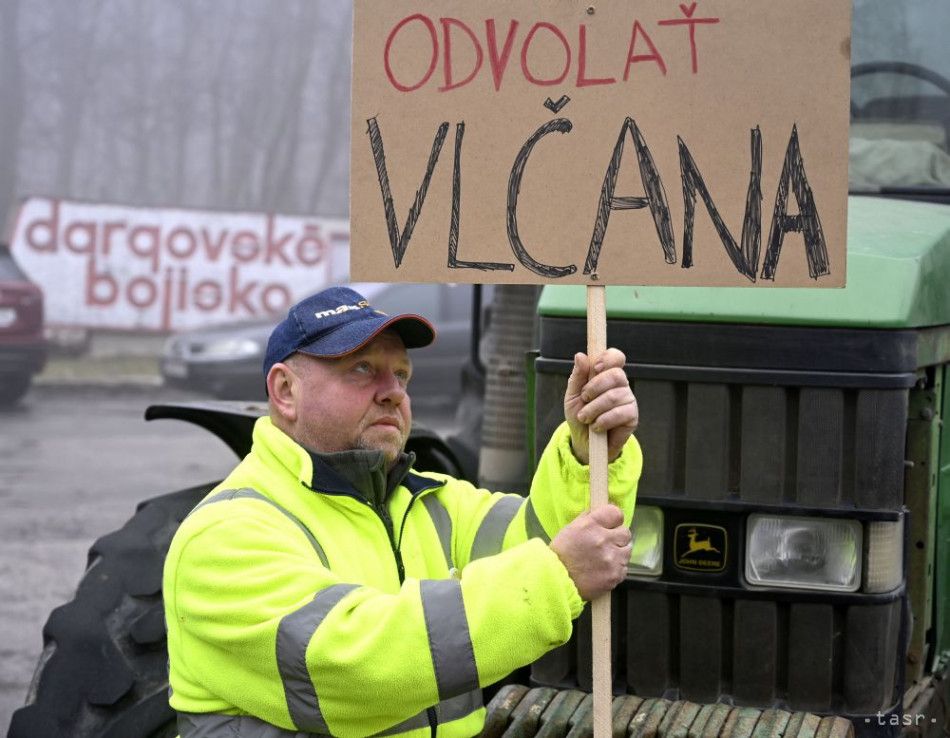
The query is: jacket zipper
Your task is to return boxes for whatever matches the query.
[369,498,406,583]
[311,482,441,736]
[427,706,438,738]
[307,484,408,583]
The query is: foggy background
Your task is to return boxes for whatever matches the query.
[1,0,947,234]
[0,0,352,233]
[0,2,356,730]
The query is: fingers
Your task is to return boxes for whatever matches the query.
[551,506,632,601]
[577,386,636,430]
[575,356,637,464]
[569,349,626,405]
[615,544,632,581]
[565,352,591,402]
[613,526,633,548]
[590,506,631,551]
[601,541,632,590]
[589,503,624,528]
[591,348,626,373]
[580,366,629,403]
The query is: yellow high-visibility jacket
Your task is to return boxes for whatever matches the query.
[164,417,641,738]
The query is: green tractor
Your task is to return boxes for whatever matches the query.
[509,194,950,738]
[10,2,950,737]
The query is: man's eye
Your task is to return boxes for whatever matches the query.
[353,362,373,375]
[396,370,411,384]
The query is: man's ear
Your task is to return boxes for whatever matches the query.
[266,362,297,424]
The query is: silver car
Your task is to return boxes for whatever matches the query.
[161,282,483,415]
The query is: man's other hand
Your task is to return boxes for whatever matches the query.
[564,348,638,465]
[549,505,632,602]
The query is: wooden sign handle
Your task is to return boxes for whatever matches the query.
[586,284,611,738]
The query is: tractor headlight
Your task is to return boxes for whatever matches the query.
[745,514,861,592]
[864,520,903,593]
[628,506,663,576]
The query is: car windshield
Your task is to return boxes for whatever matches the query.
[850,0,950,195]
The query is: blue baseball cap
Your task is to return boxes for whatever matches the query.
[263,286,435,378]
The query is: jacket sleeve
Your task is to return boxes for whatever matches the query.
[439,421,642,568]
[164,498,578,738]
[520,421,642,540]
[422,422,641,687]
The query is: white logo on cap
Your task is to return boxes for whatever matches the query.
[314,300,369,320]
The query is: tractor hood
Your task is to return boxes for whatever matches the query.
[539,196,950,329]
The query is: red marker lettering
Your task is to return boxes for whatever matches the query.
[624,21,667,79]
[657,2,720,74]
[485,19,519,91]
[576,25,616,87]
[520,22,571,87]
[439,18,483,92]
[384,14,439,92]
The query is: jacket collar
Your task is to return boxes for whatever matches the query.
[252,417,443,502]
[403,471,445,495]
[307,447,416,507]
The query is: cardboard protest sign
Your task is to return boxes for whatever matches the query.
[351,0,851,287]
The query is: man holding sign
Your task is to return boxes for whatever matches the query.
[163,285,641,738]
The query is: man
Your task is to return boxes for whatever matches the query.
[164,285,642,738]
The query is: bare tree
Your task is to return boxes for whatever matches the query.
[0,0,24,228]
[308,5,353,213]
[3,0,355,221]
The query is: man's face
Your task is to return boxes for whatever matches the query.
[284,331,413,465]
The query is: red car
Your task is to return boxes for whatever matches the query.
[0,243,46,406]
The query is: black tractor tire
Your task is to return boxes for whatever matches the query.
[8,483,215,738]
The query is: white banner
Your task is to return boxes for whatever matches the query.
[9,198,350,331]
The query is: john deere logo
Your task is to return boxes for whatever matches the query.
[674,524,727,572]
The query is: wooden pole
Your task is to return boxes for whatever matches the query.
[586,284,611,738]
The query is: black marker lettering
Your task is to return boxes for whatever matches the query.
[448,122,514,271]
[679,127,762,281]
[367,117,449,269]
[585,117,675,275]
[761,125,829,280]
[507,119,577,278]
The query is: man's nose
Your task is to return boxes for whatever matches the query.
[375,372,407,404]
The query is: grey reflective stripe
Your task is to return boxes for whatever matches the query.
[469,495,524,561]
[178,694,481,738]
[178,712,234,738]
[374,709,431,736]
[436,688,484,724]
[419,579,478,699]
[178,711,321,737]
[192,488,329,568]
[421,495,453,569]
[524,498,551,543]
[276,583,359,733]
[376,688,484,736]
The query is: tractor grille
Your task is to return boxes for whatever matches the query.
[531,591,901,715]
[532,317,916,723]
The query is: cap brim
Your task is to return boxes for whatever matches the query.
[295,313,435,359]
